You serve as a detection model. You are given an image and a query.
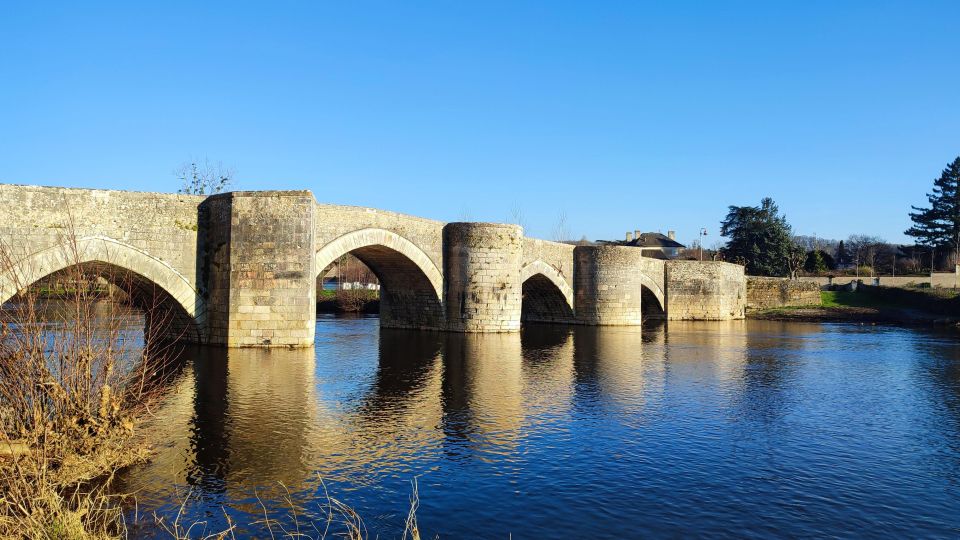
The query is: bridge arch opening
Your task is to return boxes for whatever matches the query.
[519,261,574,324]
[0,237,204,343]
[315,229,444,329]
[641,285,665,320]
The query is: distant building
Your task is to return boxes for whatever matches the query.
[600,230,685,259]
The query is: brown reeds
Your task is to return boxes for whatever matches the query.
[335,288,376,313]
[0,223,185,539]
[0,223,427,539]
[153,475,424,539]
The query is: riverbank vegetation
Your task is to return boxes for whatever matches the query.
[316,289,380,313]
[715,156,960,279]
[0,239,415,538]
[749,285,960,325]
[0,255,180,538]
[906,156,960,265]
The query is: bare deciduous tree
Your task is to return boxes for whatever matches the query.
[507,204,527,233]
[551,211,571,243]
[786,243,806,280]
[846,235,890,276]
[175,158,234,195]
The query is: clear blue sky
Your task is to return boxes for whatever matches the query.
[2,1,958,247]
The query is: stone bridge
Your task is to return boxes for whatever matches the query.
[0,185,746,347]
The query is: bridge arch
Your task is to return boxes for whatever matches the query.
[315,228,444,329]
[638,273,665,315]
[519,260,575,324]
[0,236,205,342]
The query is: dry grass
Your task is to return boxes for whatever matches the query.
[154,476,424,540]
[334,289,376,313]
[0,228,428,539]
[0,226,185,539]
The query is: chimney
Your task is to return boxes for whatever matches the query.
[625,232,633,242]
[667,230,676,240]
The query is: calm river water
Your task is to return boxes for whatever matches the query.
[117,316,960,538]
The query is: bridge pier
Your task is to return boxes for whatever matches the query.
[573,245,646,325]
[443,223,523,332]
[204,191,317,347]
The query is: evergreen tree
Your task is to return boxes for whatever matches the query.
[804,250,829,274]
[835,240,849,267]
[906,157,960,261]
[719,197,794,276]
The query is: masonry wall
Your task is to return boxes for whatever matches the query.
[746,276,821,310]
[224,192,317,347]
[931,269,959,288]
[665,261,746,320]
[0,185,204,290]
[443,223,523,332]
[573,245,646,325]
[798,270,959,289]
[200,195,233,345]
[521,238,575,282]
[314,204,445,273]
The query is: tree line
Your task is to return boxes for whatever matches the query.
[715,199,912,278]
[717,156,960,277]
[172,154,960,279]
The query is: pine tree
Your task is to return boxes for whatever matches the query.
[719,197,794,276]
[836,240,849,268]
[804,250,828,274]
[906,157,960,262]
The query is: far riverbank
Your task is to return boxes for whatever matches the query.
[748,287,960,327]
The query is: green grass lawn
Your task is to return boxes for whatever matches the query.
[756,287,960,322]
[317,289,379,301]
[820,290,890,309]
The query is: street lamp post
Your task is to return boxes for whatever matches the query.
[699,228,708,261]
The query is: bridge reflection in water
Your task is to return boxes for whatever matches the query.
[117,317,744,530]
[117,317,960,538]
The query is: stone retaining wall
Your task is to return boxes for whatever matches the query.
[798,268,959,289]
[665,261,746,320]
[746,276,821,310]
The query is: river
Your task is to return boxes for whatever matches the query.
[112,315,960,538]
